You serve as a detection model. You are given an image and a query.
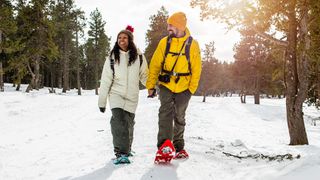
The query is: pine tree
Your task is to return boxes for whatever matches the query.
[13,0,58,92]
[0,0,17,92]
[198,41,218,102]
[144,6,169,63]
[8,0,30,91]
[51,0,78,93]
[233,28,273,104]
[74,9,86,95]
[307,0,320,108]
[86,8,110,95]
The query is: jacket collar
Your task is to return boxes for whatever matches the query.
[120,49,129,55]
[171,28,191,42]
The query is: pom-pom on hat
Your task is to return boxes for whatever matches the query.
[117,25,134,40]
[126,25,134,33]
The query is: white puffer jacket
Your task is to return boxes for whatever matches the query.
[98,50,148,113]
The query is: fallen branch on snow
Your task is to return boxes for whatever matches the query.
[222,152,301,161]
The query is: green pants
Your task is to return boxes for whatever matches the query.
[157,85,192,152]
[110,108,135,156]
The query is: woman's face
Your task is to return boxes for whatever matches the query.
[118,33,129,51]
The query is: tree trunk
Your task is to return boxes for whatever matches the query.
[41,63,45,88]
[62,59,68,93]
[16,83,21,91]
[240,94,244,103]
[95,65,99,95]
[26,74,35,93]
[94,32,99,95]
[254,93,260,104]
[285,1,308,145]
[62,38,69,93]
[202,91,206,102]
[45,66,50,87]
[58,64,62,88]
[34,56,40,90]
[75,20,81,96]
[240,91,246,104]
[317,59,320,107]
[26,61,35,92]
[254,76,260,104]
[0,30,4,92]
[83,67,87,90]
[50,63,55,93]
[0,61,3,92]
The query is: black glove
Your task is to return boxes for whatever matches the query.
[99,107,106,113]
[148,88,157,98]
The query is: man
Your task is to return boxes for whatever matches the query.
[146,12,202,161]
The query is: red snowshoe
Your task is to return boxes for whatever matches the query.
[154,139,175,164]
[173,149,189,159]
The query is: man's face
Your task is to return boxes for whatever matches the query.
[167,24,178,37]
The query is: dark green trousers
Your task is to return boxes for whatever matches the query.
[157,85,192,152]
[110,108,135,156]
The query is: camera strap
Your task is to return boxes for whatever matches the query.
[169,40,188,72]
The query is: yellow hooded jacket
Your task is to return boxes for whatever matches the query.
[146,28,202,94]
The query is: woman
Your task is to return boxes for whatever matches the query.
[98,26,148,164]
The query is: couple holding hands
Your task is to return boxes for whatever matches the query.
[98,12,202,164]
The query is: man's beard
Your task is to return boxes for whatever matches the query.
[168,30,177,37]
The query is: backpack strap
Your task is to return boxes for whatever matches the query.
[110,58,115,78]
[108,57,115,94]
[164,36,172,60]
[161,36,172,71]
[139,54,143,67]
[185,36,193,74]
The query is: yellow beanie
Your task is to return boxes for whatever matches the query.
[167,12,187,31]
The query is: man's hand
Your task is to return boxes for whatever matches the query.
[99,107,106,113]
[148,88,157,98]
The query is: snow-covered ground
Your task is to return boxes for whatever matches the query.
[0,83,319,180]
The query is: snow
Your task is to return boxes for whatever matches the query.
[0,83,319,180]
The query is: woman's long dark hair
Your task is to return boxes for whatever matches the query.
[110,32,138,66]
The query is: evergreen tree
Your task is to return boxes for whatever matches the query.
[307,0,320,108]
[86,8,110,95]
[73,9,86,95]
[144,6,169,63]
[198,41,218,102]
[233,28,273,104]
[51,0,77,93]
[11,0,58,92]
[0,0,17,91]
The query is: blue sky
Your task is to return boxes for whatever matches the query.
[74,0,240,62]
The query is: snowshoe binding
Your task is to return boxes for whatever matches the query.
[174,149,189,159]
[113,154,130,165]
